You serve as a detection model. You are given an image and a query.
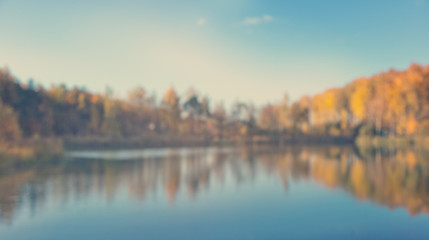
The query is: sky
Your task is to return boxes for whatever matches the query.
[0,0,428,105]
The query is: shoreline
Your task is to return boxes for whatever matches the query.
[2,135,429,159]
[62,134,354,151]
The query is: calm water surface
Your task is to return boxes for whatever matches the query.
[1,146,429,239]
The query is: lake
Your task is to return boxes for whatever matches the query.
[1,146,429,239]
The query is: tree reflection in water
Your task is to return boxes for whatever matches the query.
[1,146,429,225]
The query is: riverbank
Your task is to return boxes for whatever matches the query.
[355,136,429,150]
[0,138,63,160]
[0,133,353,159]
[2,134,428,160]
[63,134,354,151]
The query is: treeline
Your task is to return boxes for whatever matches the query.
[0,63,429,146]
[0,66,251,144]
[258,63,429,137]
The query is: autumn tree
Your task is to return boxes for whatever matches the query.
[0,100,21,144]
[231,102,256,136]
[350,78,371,123]
[162,87,180,133]
[278,94,291,130]
[258,104,280,131]
[102,87,122,138]
[290,97,310,133]
[212,103,226,139]
[126,86,154,134]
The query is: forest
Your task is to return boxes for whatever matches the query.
[0,63,429,151]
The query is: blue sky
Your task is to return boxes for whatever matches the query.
[0,0,428,105]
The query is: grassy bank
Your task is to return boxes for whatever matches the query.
[63,135,216,151]
[0,138,63,160]
[355,136,429,150]
[4,134,427,160]
[63,134,354,151]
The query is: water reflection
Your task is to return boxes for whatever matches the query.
[1,146,429,225]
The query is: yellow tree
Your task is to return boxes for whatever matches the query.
[162,87,180,132]
[385,75,419,135]
[406,114,418,135]
[311,89,339,130]
[350,78,371,123]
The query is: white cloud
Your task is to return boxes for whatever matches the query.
[263,15,273,22]
[240,14,274,26]
[243,17,261,25]
[197,18,206,26]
